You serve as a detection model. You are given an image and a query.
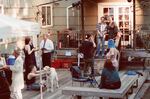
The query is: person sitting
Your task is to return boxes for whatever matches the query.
[106,39,120,70]
[0,52,10,99]
[0,71,10,99]
[99,59,121,89]
[26,65,40,90]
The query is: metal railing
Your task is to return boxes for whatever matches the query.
[136,30,150,51]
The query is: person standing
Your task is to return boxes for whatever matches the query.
[24,37,37,68]
[79,34,96,76]
[40,33,54,67]
[95,17,107,57]
[106,16,120,40]
[4,48,24,99]
[23,37,37,89]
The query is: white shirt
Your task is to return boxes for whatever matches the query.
[96,23,107,37]
[10,55,24,91]
[40,39,54,53]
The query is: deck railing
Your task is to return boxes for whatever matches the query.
[136,30,150,51]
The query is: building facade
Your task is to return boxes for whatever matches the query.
[0,0,150,52]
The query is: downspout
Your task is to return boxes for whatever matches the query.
[81,0,85,40]
[133,0,136,49]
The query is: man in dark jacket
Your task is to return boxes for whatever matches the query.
[79,34,96,76]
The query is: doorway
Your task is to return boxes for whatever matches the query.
[98,2,133,47]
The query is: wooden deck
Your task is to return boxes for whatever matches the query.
[22,69,149,99]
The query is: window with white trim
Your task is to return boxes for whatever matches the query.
[41,5,53,27]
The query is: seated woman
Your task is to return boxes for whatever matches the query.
[0,53,10,99]
[99,59,121,89]
[106,39,120,70]
[0,52,12,86]
[27,65,40,90]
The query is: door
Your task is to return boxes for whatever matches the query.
[98,3,133,47]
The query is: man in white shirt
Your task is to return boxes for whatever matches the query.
[96,17,107,57]
[40,33,54,67]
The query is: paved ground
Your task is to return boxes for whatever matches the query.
[143,87,150,99]
[143,80,150,99]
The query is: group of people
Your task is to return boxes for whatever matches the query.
[0,15,122,99]
[0,33,54,99]
[24,33,54,91]
[95,16,121,57]
[79,15,121,89]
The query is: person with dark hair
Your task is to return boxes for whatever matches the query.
[0,52,10,99]
[23,37,37,89]
[26,65,40,90]
[0,70,10,99]
[106,16,120,40]
[24,37,37,67]
[99,59,121,89]
[79,34,96,76]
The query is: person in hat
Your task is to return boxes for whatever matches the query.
[106,39,120,70]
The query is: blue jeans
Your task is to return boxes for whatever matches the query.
[96,37,105,56]
[27,83,40,91]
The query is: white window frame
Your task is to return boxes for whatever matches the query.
[66,5,73,28]
[98,2,133,46]
[40,4,53,28]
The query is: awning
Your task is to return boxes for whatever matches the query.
[0,23,11,35]
[0,14,40,39]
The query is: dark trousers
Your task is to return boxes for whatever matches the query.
[42,52,51,67]
[0,72,10,99]
[99,81,121,89]
[83,58,94,76]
